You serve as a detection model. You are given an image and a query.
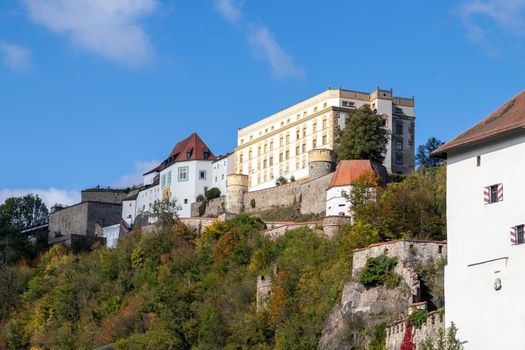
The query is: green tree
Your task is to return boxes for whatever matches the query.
[0,194,48,230]
[0,194,49,264]
[419,323,466,350]
[416,137,445,169]
[336,105,389,163]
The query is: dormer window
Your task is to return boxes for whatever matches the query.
[186,152,191,160]
[203,151,210,160]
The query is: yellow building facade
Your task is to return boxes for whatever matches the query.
[235,88,415,191]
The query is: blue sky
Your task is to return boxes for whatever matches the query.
[1,0,525,206]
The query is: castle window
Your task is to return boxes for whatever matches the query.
[285,150,290,160]
[178,167,189,182]
[184,199,188,204]
[286,134,290,144]
[313,122,318,133]
[269,157,273,166]
[296,146,300,155]
[323,118,327,129]
[314,106,318,112]
[322,135,327,145]
[395,123,403,135]
[302,143,306,153]
[513,225,525,245]
[477,156,481,167]
[396,141,403,151]
[199,170,207,180]
[395,153,403,165]
[313,139,317,148]
[279,153,283,162]
[438,245,443,254]
[323,102,327,108]
[484,184,503,204]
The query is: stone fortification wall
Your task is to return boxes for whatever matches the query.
[241,173,332,216]
[386,310,444,350]
[319,240,447,350]
[256,274,273,311]
[81,188,133,204]
[190,196,226,217]
[262,221,320,240]
[352,240,447,274]
[299,173,333,214]
[322,216,353,238]
[49,203,89,238]
[244,179,307,214]
[49,202,122,243]
[180,217,217,233]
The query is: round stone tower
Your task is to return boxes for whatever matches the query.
[308,149,335,179]
[226,174,249,214]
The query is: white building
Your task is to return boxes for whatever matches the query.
[102,224,120,248]
[433,90,525,350]
[235,87,415,191]
[122,133,235,221]
[326,160,387,217]
[211,153,235,196]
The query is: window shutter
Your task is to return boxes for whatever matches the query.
[483,186,490,204]
[498,183,504,202]
[511,226,517,245]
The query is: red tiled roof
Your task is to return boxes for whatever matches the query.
[144,133,216,175]
[327,160,376,189]
[433,90,525,156]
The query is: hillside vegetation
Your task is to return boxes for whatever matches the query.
[0,167,446,349]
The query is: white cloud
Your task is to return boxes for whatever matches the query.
[460,0,525,46]
[0,188,80,208]
[113,160,159,187]
[23,0,158,67]
[214,0,243,23]
[248,25,305,80]
[0,41,31,73]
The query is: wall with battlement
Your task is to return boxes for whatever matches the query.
[244,179,307,213]
[352,240,447,275]
[190,196,226,217]
[386,310,444,350]
[81,188,134,204]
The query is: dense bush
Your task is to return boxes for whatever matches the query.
[359,255,399,288]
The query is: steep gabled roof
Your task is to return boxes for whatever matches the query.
[144,133,217,175]
[433,90,525,157]
[328,160,377,189]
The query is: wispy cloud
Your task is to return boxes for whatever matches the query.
[0,188,80,208]
[248,25,305,80]
[0,41,31,73]
[213,0,305,79]
[23,0,158,67]
[113,160,159,187]
[215,0,243,23]
[459,0,525,54]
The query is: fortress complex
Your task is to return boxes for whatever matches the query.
[235,87,415,191]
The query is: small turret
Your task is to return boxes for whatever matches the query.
[308,149,335,179]
[225,174,249,214]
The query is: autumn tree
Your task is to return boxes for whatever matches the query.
[336,105,389,163]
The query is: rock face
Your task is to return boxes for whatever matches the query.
[319,240,447,349]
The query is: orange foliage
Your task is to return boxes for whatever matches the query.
[96,295,143,344]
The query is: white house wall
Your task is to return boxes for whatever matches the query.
[162,160,213,218]
[122,199,136,225]
[326,185,352,216]
[445,132,525,350]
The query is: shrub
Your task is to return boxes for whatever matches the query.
[275,176,288,186]
[410,309,428,329]
[359,255,399,288]
[205,188,221,200]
